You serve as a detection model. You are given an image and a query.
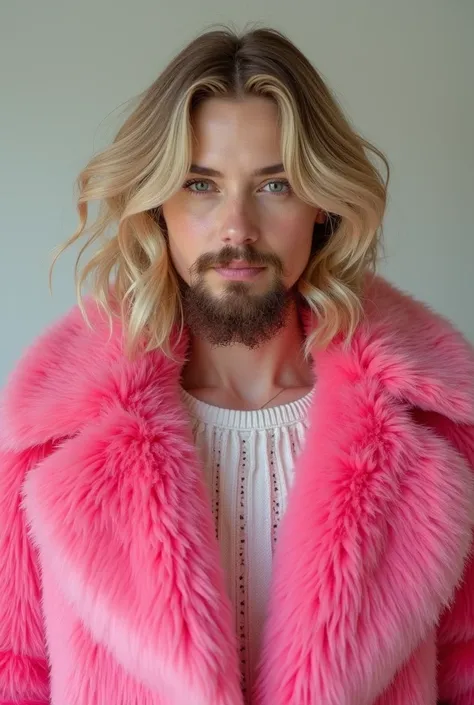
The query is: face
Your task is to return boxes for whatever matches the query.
[161,95,325,347]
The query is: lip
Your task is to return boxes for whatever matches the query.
[214,264,265,281]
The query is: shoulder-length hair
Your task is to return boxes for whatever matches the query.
[52,24,389,359]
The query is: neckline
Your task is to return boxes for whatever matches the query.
[179,386,315,431]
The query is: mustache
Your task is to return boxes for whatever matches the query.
[191,245,284,276]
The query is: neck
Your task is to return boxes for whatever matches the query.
[180,298,315,409]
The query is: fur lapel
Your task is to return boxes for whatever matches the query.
[19,327,246,704]
[254,314,474,703]
[2,275,474,704]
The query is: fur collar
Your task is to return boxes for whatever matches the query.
[1,275,473,452]
[2,274,474,704]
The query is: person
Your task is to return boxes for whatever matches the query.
[0,24,473,705]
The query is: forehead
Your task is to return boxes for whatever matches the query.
[190,96,282,167]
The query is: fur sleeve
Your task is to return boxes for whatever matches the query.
[417,413,474,705]
[0,443,52,704]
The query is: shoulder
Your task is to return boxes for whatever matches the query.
[364,275,474,422]
[361,274,474,369]
[311,274,474,424]
[0,298,125,451]
[361,274,471,342]
[0,295,187,452]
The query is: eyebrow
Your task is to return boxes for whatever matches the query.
[188,162,285,177]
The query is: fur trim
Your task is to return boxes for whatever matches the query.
[22,356,243,705]
[1,275,473,453]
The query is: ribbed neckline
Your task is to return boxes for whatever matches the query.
[179,386,315,430]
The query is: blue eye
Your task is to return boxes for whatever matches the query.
[183,179,213,193]
[182,178,292,195]
[262,180,292,194]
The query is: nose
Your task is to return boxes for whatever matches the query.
[218,199,259,247]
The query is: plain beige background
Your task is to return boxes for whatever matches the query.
[1,0,473,384]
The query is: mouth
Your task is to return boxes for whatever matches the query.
[213,261,266,281]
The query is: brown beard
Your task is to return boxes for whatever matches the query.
[181,245,293,348]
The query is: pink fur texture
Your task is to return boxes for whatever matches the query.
[0,274,474,705]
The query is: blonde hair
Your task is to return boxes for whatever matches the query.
[52,24,389,359]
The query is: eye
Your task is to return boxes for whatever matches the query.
[182,178,292,196]
[261,179,292,195]
[183,179,215,194]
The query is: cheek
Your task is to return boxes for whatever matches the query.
[268,210,315,281]
[281,240,313,284]
[163,194,213,237]
[162,201,210,280]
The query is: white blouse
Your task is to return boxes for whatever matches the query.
[180,387,314,701]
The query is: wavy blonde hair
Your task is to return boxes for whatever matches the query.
[52,24,389,359]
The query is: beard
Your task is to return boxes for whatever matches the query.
[181,245,293,349]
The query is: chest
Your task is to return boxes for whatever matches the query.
[182,393,313,699]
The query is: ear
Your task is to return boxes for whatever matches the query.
[315,209,327,224]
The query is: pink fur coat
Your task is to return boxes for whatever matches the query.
[1,275,474,705]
